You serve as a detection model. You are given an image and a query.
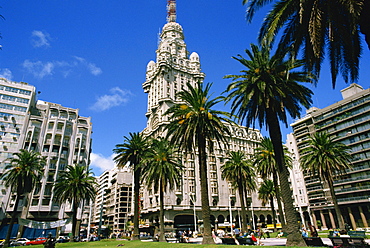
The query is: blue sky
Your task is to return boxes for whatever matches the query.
[1,1,369,176]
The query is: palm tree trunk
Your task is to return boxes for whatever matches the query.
[272,171,286,227]
[159,182,166,242]
[17,193,32,238]
[269,195,277,232]
[132,168,141,240]
[71,201,78,241]
[327,178,345,229]
[198,135,213,244]
[267,112,305,246]
[238,182,248,233]
[3,195,21,248]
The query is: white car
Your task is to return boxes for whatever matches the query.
[10,238,30,246]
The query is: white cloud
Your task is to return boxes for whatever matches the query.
[0,69,13,80]
[90,87,132,112]
[22,60,54,79]
[89,153,115,174]
[73,56,102,76]
[31,30,51,48]
[22,56,102,79]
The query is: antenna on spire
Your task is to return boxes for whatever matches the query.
[167,0,176,23]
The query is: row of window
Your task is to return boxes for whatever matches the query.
[0,103,27,112]
[315,94,370,122]
[0,85,32,96]
[0,94,30,104]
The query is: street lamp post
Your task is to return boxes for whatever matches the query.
[229,194,233,236]
[189,193,197,232]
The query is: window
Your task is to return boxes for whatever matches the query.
[189,180,195,193]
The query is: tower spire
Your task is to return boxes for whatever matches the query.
[167,0,176,23]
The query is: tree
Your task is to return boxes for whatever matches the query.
[253,137,293,229]
[164,82,232,244]
[243,0,366,87]
[0,150,45,248]
[113,132,149,240]
[53,164,96,240]
[258,180,277,232]
[223,43,314,246]
[300,132,352,229]
[221,150,256,233]
[141,137,183,242]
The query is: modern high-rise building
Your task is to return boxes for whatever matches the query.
[138,1,273,234]
[90,166,133,235]
[291,83,370,230]
[104,168,132,233]
[0,78,93,237]
[0,78,36,219]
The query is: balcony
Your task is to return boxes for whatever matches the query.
[334,175,370,185]
[337,196,370,204]
[335,185,370,194]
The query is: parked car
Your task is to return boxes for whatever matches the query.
[25,237,47,245]
[56,236,70,243]
[10,238,30,246]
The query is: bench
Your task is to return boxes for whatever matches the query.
[237,237,256,245]
[330,237,370,248]
[349,231,366,238]
[221,237,238,245]
[303,237,329,247]
[166,237,180,243]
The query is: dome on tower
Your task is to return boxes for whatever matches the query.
[190,52,200,62]
[147,60,156,71]
[161,22,184,40]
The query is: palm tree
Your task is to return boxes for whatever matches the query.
[253,137,293,228]
[113,132,149,240]
[0,150,45,248]
[53,164,96,240]
[141,137,183,242]
[223,43,314,246]
[300,132,352,229]
[243,0,365,87]
[258,180,277,232]
[164,82,232,244]
[221,150,256,233]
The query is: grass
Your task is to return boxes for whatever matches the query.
[27,239,294,248]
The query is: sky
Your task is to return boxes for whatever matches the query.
[1,1,370,176]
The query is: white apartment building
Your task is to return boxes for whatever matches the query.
[20,100,92,222]
[0,78,93,238]
[0,78,36,218]
[90,167,133,235]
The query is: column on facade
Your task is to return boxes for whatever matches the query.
[328,209,336,229]
[311,211,317,227]
[359,206,369,228]
[348,207,357,230]
[320,210,327,229]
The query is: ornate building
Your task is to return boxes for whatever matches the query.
[139,1,272,234]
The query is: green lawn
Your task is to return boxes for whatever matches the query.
[28,239,297,248]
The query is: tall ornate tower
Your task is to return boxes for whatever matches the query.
[140,1,267,234]
[142,0,204,137]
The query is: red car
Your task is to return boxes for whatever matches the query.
[26,237,47,245]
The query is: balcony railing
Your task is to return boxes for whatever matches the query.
[338,196,370,203]
[335,185,370,193]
